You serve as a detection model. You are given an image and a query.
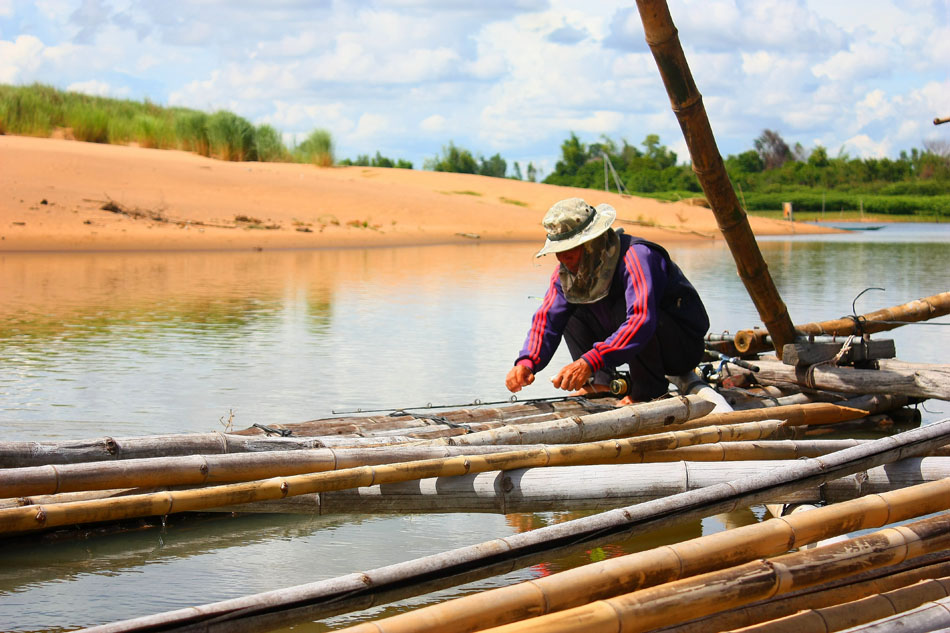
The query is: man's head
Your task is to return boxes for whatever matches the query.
[535,198,617,259]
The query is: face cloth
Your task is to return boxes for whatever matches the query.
[560,228,620,304]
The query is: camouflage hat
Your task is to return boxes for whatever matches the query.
[535,198,617,258]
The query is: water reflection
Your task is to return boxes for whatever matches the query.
[0,226,948,631]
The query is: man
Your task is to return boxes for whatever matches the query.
[505,197,709,403]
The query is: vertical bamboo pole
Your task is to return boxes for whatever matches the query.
[636,0,796,358]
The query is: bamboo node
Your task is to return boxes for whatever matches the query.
[462,459,471,472]
[103,437,118,455]
[34,508,46,523]
[571,416,584,426]
[280,481,290,496]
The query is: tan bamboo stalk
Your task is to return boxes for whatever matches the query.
[0,415,788,535]
[734,291,950,354]
[331,480,950,633]
[77,424,950,633]
[214,456,950,514]
[656,556,950,633]
[748,358,950,401]
[0,417,777,499]
[673,400,875,431]
[470,512,950,633]
[725,576,950,632]
[429,395,712,446]
[637,0,795,358]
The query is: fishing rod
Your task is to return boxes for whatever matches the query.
[330,392,615,416]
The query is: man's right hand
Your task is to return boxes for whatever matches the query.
[506,365,535,393]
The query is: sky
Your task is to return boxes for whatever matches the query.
[1,0,949,177]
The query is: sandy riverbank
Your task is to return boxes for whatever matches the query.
[0,135,835,252]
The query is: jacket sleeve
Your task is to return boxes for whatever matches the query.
[515,267,573,372]
[580,244,668,373]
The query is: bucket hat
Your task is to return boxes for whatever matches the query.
[535,198,617,258]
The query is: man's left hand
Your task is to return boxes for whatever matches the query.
[552,359,592,392]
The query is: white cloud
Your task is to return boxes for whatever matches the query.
[0,0,13,17]
[66,79,129,97]
[0,35,45,83]
[420,114,447,133]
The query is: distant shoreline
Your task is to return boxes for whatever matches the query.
[0,135,838,253]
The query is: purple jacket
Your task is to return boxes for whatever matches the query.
[516,232,706,373]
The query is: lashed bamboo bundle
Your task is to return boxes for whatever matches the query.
[0,415,793,535]
[725,575,950,632]
[652,556,950,633]
[0,418,784,499]
[76,424,950,633]
[747,358,950,401]
[470,511,950,633]
[295,480,950,633]
[0,397,700,469]
[734,290,950,355]
[208,457,950,515]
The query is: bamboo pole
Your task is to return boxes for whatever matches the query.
[0,397,704,469]
[748,358,950,401]
[672,398,889,430]
[429,396,712,445]
[76,423,950,633]
[734,291,950,354]
[472,512,950,633]
[0,416,785,535]
[658,556,950,633]
[207,457,950,514]
[0,417,776,500]
[827,595,950,632]
[726,576,950,632]
[636,0,796,358]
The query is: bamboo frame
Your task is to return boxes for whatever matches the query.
[636,0,796,358]
[471,512,950,633]
[76,423,950,633]
[0,417,785,535]
[657,556,950,633]
[734,291,950,354]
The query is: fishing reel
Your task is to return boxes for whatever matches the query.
[608,369,633,398]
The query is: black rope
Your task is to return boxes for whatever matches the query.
[390,410,472,433]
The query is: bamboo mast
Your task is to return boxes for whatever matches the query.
[636,0,796,359]
[75,423,950,633]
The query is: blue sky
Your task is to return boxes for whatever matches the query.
[1,0,948,177]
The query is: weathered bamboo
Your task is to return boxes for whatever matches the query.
[328,481,950,633]
[827,595,950,632]
[76,424,950,633]
[0,397,701,469]
[0,415,786,535]
[0,417,775,499]
[734,291,950,354]
[428,396,712,445]
[748,358,950,401]
[673,398,886,430]
[656,556,950,633]
[636,0,795,358]
[210,457,950,514]
[472,512,950,633]
[726,576,950,632]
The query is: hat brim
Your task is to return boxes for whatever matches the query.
[535,203,617,257]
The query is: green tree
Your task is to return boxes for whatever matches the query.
[479,153,507,178]
[425,142,478,173]
[754,129,792,170]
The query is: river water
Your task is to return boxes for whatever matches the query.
[1,223,948,631]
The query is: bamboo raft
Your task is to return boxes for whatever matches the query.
[5,4,950,632]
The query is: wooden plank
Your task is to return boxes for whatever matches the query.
[781,339,896,366]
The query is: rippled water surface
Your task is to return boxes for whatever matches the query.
[1,223,948,631]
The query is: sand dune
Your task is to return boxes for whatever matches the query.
[0,135,833,252]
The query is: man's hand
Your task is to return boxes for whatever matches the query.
[552,359,592,392]
[506,365,535,393]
